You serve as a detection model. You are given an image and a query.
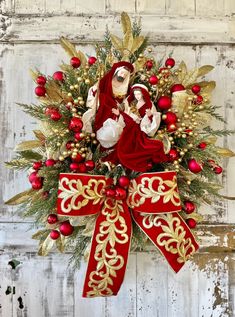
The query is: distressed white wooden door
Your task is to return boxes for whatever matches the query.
[1,1,235,316]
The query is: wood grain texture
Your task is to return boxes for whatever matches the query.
[0,0,235,316]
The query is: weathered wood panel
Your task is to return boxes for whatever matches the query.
[1,1,235,316]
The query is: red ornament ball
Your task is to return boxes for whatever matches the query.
[183,201,196,214]
[198,142,207,150]
[69,117,83,132]
[35,86,46,97]
[145,60,153,70]
[168,148,179,161]
[105,188,116,198]
[77,163,87,173]
[196,95,203,104]
[47,214,58,224]
[170,84,185,93]
[147,162,153,170]
[59,221,74,236]
[157,96,172,111]
[66,141,73,150]
[50,230,60,240]
[70,162,80,171]
[118,176,130,188]
[186,218,197,229]
[149,75,158,85]
[85,160,95,171]
[50,111,62,121]
[162,111,177,125]
[33,161,42,170]
[70,57,81,68]
[36,75,47,86]
[214,166,223,174]
[88,56,97,65]
[45,159,56,167]
[53,71,64,81]
[165,58,175,68]
[74,132,84,141]
[32,178,43,190]
[188,159,202,173]
[115,187,127,200]
[29,171,39,183]
[45,107,57,116]
[72,153,83,163]
[192,84,201,95]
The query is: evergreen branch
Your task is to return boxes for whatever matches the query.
[17,103,45,120]
[204,105,227,123]
[5,158,31,170]
[202,126,235,137]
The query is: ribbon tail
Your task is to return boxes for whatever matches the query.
[132,210,199,273]
[82,200,132,297]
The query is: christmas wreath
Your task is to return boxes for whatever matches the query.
[6,12,234,297]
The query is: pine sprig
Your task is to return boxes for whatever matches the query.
[204,105,227,123]
[17,103,45,120]
[203,126,235,137]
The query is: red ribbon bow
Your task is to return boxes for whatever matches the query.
[57,171,199,297]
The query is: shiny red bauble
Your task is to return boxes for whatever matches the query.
[53,71,64,81]
[198,142,207,150]
[59,221,74,236]
[165,58,175,68]
[149,75,158,85]
[214,166,223,174]
[66,141,73,150]
[70,162,80,171]
[145,60,153,70]
[71,153,83,163]
[47,214,58,224]
[70,56,81,68]
[31,178,43,190]
[183,201,196,214]
[162,111,177,125]
[105,188,116,198]
[36,75,47,86]
[192,84,201,95]
[29,171,39,183]
[186,218,197,229]
[77,163,87,173]
[196,95,203,104]
[168,148,179,161]
[50,230,60,240]
[85,160,95,171]
[157,96,172,111]
[170,84,185,93]
[188,159,202,173]
[45,159,56,167]
[88,56,97,65]
[147,162,153,170]
[33,161,42,170]
[74,132,84,141]
[118,176,130,188]
[115,187,127,200]
[35,86,46,97]
[50,111,62,121]
[45,107,57,116]
[69,117,83,132]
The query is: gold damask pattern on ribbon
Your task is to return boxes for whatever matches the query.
[58,176,106,213]
[87,199,129,297]
[128,175,181,208]
[142,213,196,264]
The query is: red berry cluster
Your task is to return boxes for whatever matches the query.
[35,75,47,97]
[207,160,223,174]
[45,106,62,121]
[28,159,57,190]
[48,215,74,240]
[183,201,197,229]
[105,176,130,201]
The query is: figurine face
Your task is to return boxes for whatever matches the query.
[133,89,143,101]
[116,68,129,82]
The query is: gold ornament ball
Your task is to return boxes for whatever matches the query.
[74,84,79,89]
[85,79,90,85]
[70,85,74,90]
[59,156,64,161]
[77,77,82,82]
[187,180,191,185]
[67,93,72,97]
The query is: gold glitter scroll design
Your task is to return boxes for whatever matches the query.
[128,175,181,208]
[142,213,196,264]
[58,176,106,213]
[86,199,129,297]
